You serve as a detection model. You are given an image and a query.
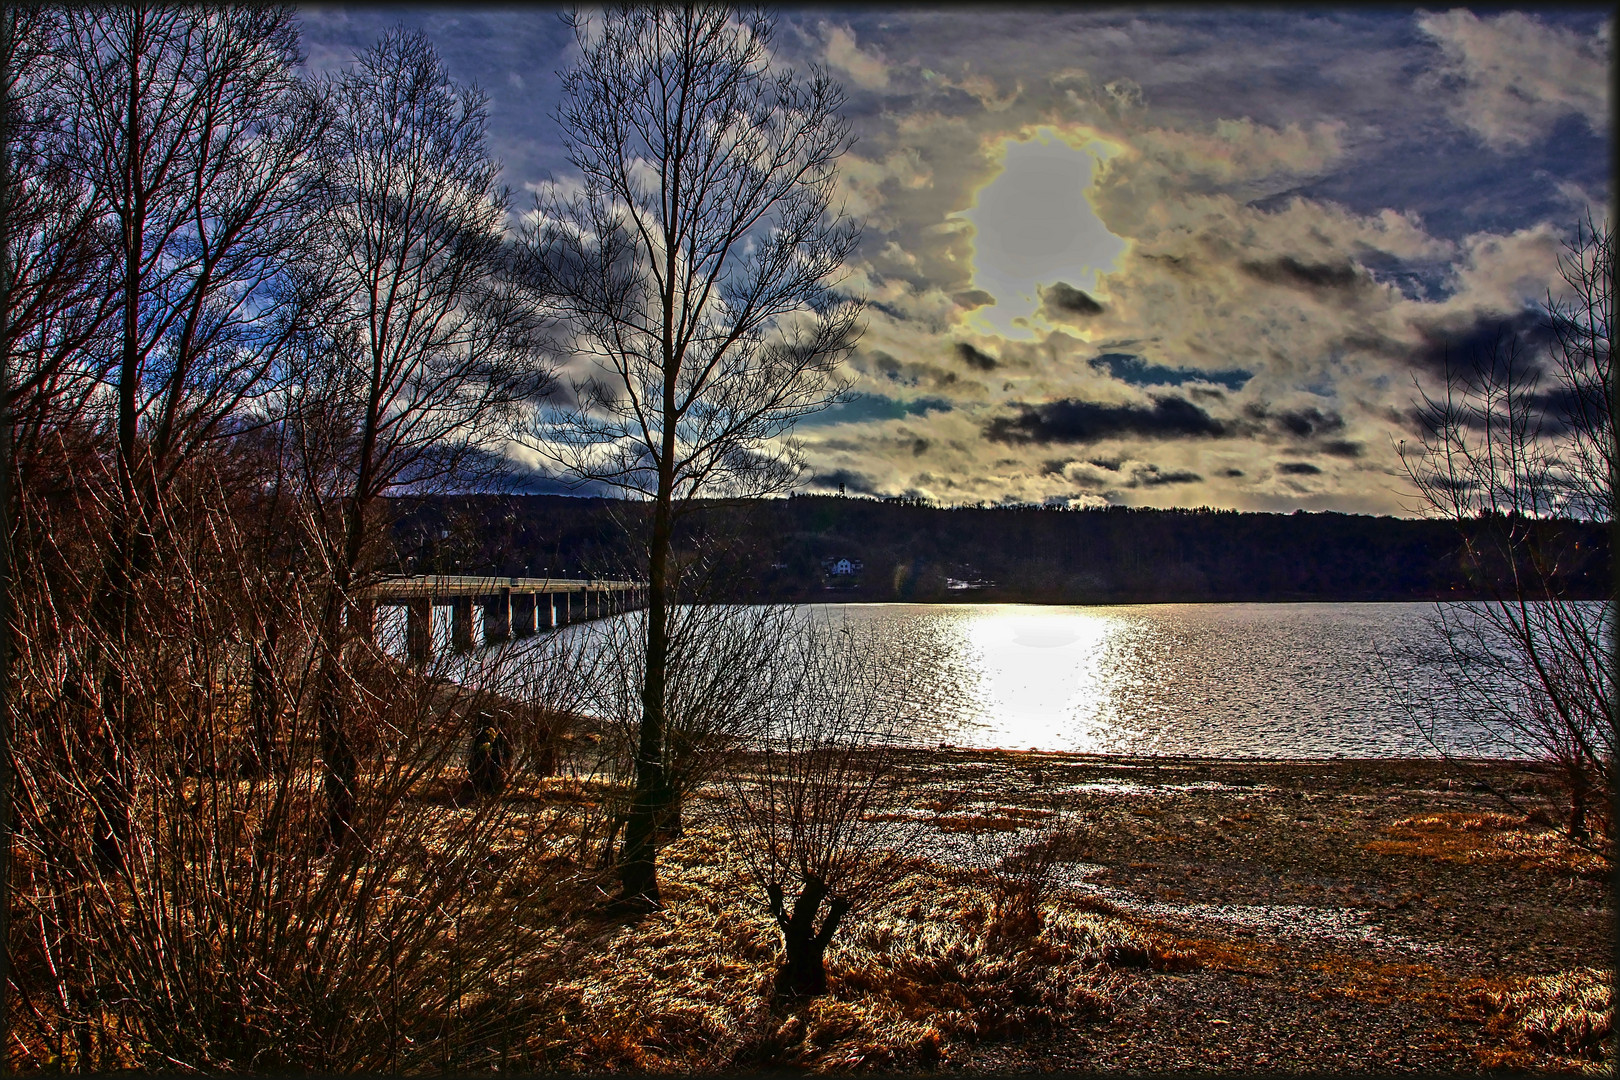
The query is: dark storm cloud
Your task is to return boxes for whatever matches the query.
[800,392,954,427]
[812,468,880,494]
[1409,312,1601,436]
[1245,403,1347,438]
[1321,439,1364,458]
[953,288,996,309]
[1128,465,1203,487]
[1240,256,1364,292]
[1091,353,1253,392]
[1422,472,1479,494]
[955,342,999,370]
[1276,462,1324,475]
[985,395,1228,445]
[1040,281,1105,317]
[1220,468,1245,477]
[1410,309,1553,378]
[864,349,968,391]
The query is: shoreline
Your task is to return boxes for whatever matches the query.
[527,743,1609,1073]
[882,748,1608,1071]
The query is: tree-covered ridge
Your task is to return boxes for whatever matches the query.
[393,493,1610,605]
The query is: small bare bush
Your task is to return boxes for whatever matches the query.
[584,602,798,845]
[720,620,946,999]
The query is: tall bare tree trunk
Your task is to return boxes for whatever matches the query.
[314,494,368,849]
[90,5,152,869]
[0,3,15,1052]
[618,487,672,904]
[536,5,861,910]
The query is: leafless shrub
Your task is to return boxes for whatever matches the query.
[587,603,799,841]
[523,819,1153,1073]
[719,620,944,999]
[8,494,585,1072]
[1403,217,1613,851]
[950,805,1085,940]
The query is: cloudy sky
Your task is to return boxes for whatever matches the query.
[298,6,1611,515]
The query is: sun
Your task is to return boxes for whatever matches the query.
[958,126,1127,341]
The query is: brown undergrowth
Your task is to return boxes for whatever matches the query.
[1365,811,1611,876]
[527,817,1187,1072]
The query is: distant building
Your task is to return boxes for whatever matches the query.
[821,557,864,576]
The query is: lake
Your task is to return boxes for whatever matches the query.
[424,601,1569,759]
[750,602,1518,758]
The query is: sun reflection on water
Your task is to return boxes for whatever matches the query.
[468,600,1535,758]
[957,605,1122,753]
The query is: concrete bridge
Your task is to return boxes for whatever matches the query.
[356,574,645,661]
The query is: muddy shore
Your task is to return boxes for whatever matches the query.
[889,751,1612,1073]
[527,749,1611,1074]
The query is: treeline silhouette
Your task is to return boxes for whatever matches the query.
[392,494,1611,604]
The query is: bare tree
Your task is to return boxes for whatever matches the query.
[56,2,327,864]
[1405,217,1614,845]
[526,4,862,906]
[588,601,798,846]
[296,27,551,845]
[720,622,936,998]
[2,7,119,477]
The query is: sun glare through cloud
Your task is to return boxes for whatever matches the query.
[961,128,1126,340]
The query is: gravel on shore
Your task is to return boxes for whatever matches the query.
[889,751,1612,1074]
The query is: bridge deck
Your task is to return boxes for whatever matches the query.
[362,574,640,600]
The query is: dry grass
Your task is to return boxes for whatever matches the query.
[1364,811,1611,876]
[935,806,1054,833]
[524,817,1184,1072]
[1460,968,1615,1072]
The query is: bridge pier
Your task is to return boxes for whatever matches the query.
[406,599,431,663]
[482,590,511,644]
[451,597,474,652]
[512,593,536,637]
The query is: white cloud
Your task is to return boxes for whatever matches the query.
[823,23,890,90]
[1417,9,1609,150]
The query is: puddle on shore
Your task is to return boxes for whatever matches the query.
[913,830,1441,956]
[906,803,1441,957]
[1051,780,1273,796]
[1058,862,1442,955]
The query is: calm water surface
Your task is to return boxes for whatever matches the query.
[784,602,1488,757]
[423,601,1539,758]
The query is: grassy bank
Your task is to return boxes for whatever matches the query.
[519,753,1612,1074]
[12,752,1610,1073]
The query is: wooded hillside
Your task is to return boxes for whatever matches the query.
[390,494,1611,604]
